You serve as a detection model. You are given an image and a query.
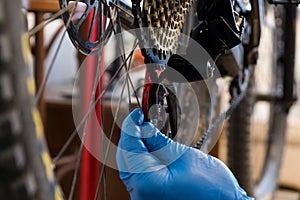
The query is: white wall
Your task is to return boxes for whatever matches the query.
[27,13,78,87]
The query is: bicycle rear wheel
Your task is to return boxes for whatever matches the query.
[0,0,220,199]
[227,4,296,199]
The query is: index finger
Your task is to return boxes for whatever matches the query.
[116,109,166,175]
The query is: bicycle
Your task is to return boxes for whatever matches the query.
[227,2,298,199]
[0,0,298,200]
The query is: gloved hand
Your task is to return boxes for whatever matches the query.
[116,108,254,200]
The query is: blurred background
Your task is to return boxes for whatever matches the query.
[25,1,300,199]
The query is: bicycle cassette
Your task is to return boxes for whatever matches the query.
[131,0,196,64]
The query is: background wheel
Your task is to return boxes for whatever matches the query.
[227,5,296,199]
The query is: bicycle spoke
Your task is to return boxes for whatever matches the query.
[34,0,81,104]
[87,4,99,42]
[52,44,138,164]
[68,43,104,200]
[28,7,68,37]
[109,1,134,18]
[94,74,127,200]
[73,1,97,31]
[93,24,142,200]
[118,35,139,108]
[111,21,141,107]
[34,31,67,104]
[31,1,142,197]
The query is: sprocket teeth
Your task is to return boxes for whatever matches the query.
[139,0,195,60]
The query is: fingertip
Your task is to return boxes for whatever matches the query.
[141,122,159,138]
[129,108,144,126]
[121,108,144,138]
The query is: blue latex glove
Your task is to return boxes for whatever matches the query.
[116,108,254,200]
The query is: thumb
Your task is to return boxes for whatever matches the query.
[116,109,165,177]
[141,123,189,165]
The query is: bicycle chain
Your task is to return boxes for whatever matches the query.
[194,67,252,149]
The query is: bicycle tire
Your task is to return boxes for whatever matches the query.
[227,5,296,199]
[0,0,63,199]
